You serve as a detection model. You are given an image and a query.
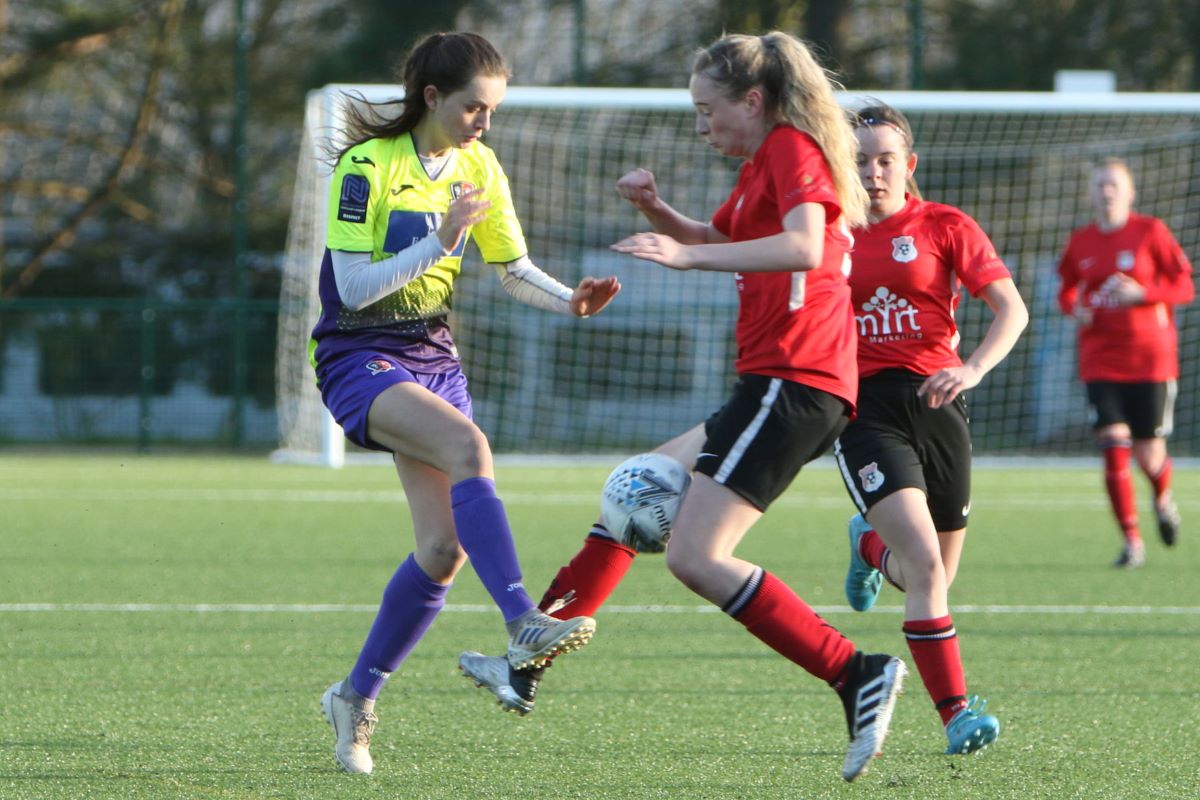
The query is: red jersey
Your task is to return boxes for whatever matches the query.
[1057,213,1193,382]
[710,125,857,408]
[850,196,1011,378]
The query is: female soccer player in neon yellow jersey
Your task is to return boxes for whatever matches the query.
[313,31,620,774]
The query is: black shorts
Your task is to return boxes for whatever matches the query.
[833,369,972,532]
[1086,380,1177,439]
[695,374,848,512]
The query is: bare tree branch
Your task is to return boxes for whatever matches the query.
[3,0,185,298]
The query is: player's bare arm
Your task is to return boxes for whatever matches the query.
[611,202,824,273]
[918,278,1028,408]
[615,168,710,244]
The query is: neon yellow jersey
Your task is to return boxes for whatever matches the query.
[320,133,527,333]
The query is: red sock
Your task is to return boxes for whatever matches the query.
[859,530,887,570]
[726,569,855,684]
[538,528,636,619]
[860,529,903,591]
[903,615,967,725]
[1149,457,1173,503]
[1102,442,1140,543]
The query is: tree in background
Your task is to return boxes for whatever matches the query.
[303,0,474,86]
[2,0,1195,305]
[935,0,1199,91]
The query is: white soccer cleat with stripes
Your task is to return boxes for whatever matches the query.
[506,611,595,670]
[458,651,541,715]
[837,653,908,782]
[320,678,377,774]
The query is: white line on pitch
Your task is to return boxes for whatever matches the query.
[0,486,1181,511]
[1,603,1197,615]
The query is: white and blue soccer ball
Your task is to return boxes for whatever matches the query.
[599,452,691,553]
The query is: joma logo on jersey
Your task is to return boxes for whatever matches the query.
[856,286,921,338]
[891,236,918,263]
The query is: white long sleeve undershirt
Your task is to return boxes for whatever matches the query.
[331,238,574,314]
[494,255,574,314]
[331,235,448,311]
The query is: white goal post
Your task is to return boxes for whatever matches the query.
[275,86,1200,467]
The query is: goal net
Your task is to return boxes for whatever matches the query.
[276,87,1200,466]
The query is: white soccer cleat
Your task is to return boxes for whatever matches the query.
[506,612,595,670]
[321,678,377,774]
[458,651,540,715]
[838,654,907,782]
[1113,540,1146,569]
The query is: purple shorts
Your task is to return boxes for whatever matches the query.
[317,351,473,452]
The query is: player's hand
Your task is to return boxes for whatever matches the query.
[437,187,491,253]
[1095,273,1146,307]
[917,364,983,409]
[570,275,621,317]
[611,232,692,271]
[616,168,660,213]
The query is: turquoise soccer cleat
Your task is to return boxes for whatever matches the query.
[944,695,1001,755]
[845,514,884,611]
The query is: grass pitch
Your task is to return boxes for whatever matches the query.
[1,454,1197,799]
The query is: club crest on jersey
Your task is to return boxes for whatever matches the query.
[1117,250,1135,271]
[364,359,395,376]
[891,236,917,263]
[858,462,885,493]
[450,181,476,200]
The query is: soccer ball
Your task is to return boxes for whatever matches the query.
[599,452,691,553]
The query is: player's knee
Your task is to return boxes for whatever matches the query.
[1096,425,1131,449]
[901,548,943,593]
[665,542,705,591]
[414,538,466,584]
[442,424,494,478]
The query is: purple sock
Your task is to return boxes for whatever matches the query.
[450,477,535,622]
[349,553,449,700]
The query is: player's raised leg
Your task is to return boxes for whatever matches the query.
[459,426,705,713]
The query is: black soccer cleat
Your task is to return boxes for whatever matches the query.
[837,652,907,781]
[1156,497,1181,547]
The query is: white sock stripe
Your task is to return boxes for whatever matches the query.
[880,551,897,586]
[722,566,765,617]
[904,628,958,641]
[713,378,783,484]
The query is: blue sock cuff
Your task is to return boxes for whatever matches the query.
[450,476,498,507]
[398,553,451,600]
